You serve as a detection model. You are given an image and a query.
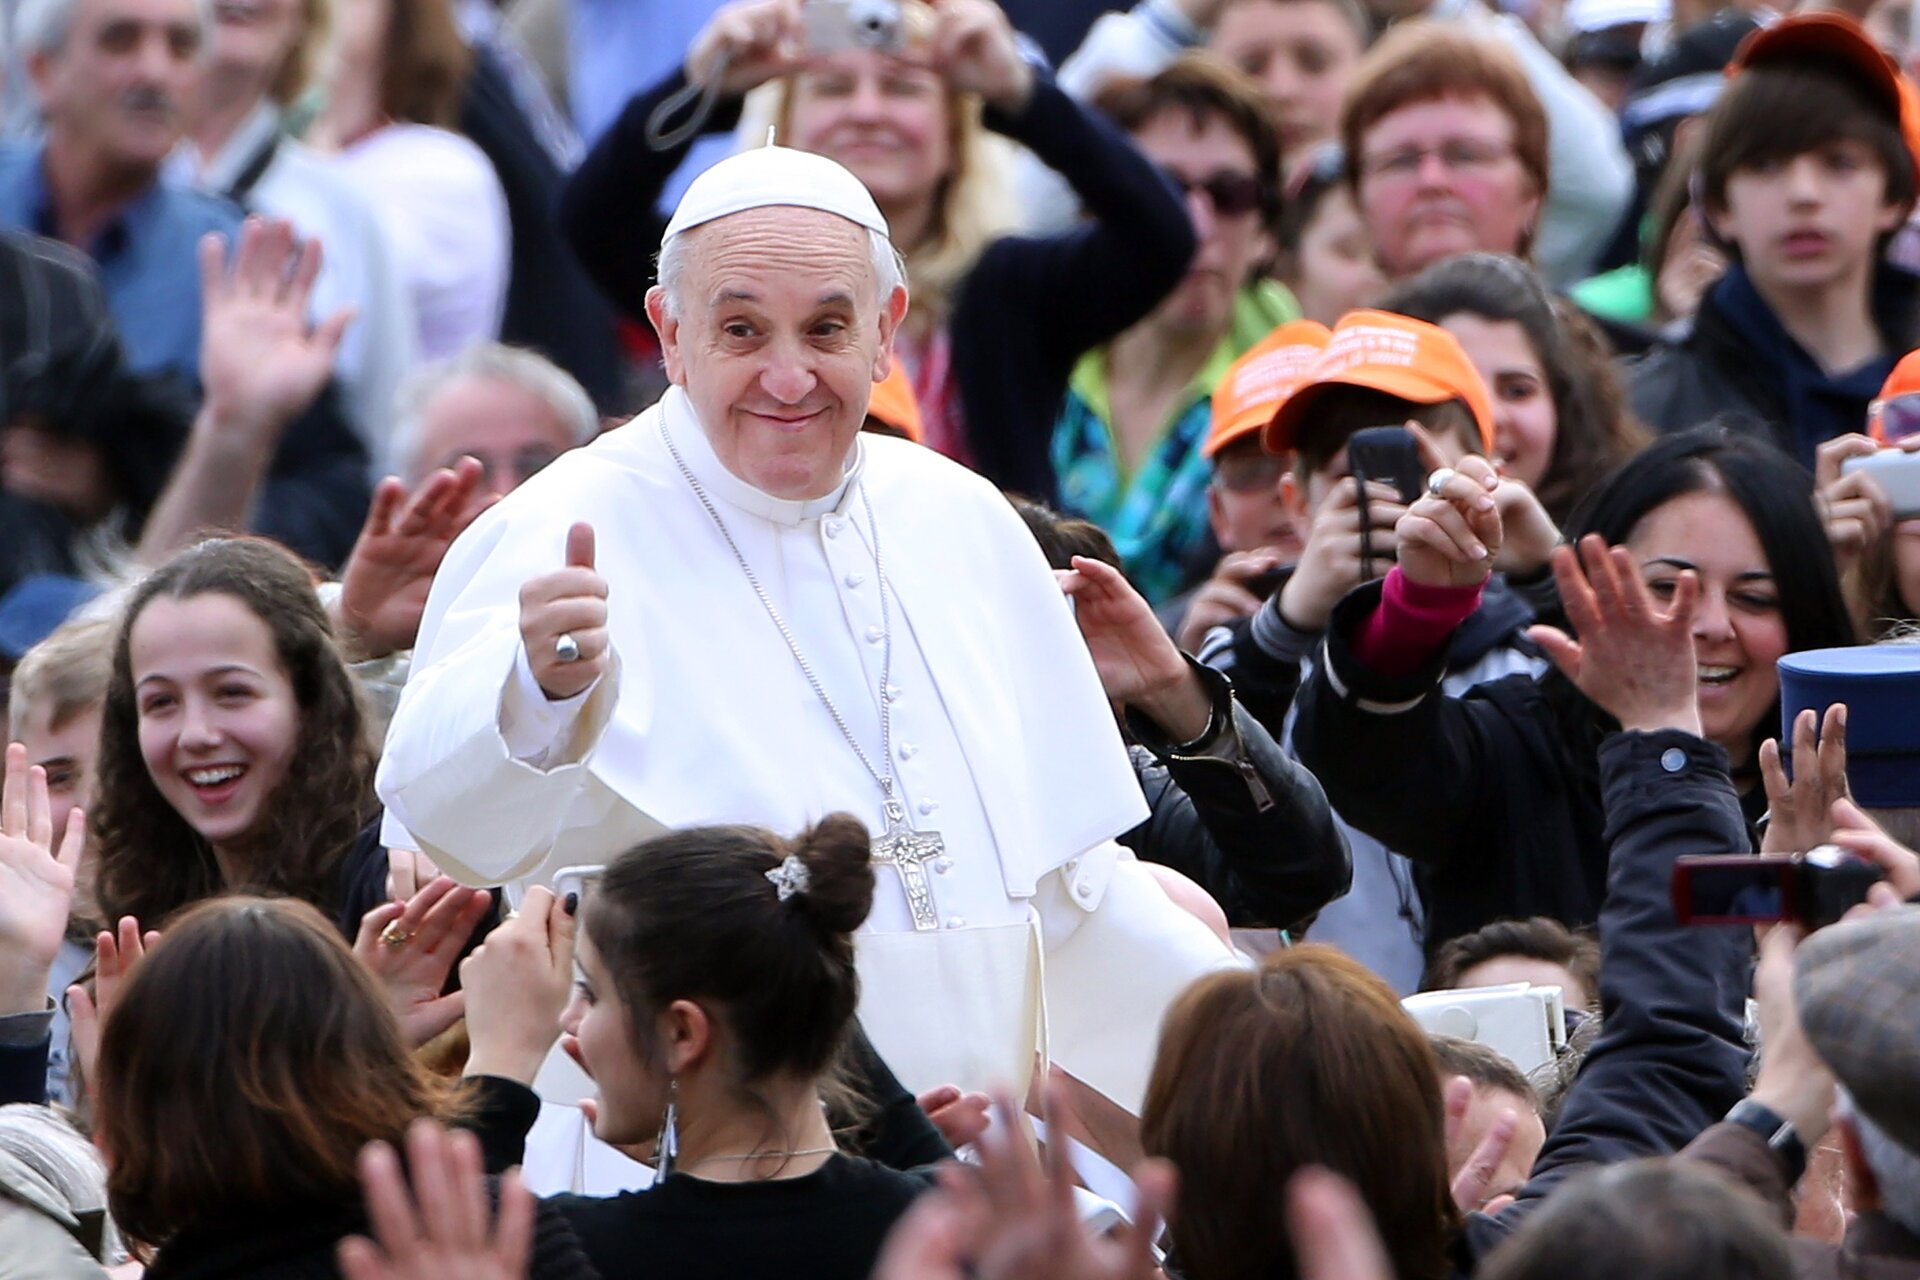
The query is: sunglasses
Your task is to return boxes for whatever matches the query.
[1163,168,1267,217]
[1877,392,1920,443]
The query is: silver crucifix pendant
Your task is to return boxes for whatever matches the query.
[870,798,946,932]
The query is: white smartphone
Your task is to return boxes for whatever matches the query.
[551,863,606,910]
[1842,449,1920,519]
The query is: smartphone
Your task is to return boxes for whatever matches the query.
[1842,450,1920,519]
[1672,846,1883,930]
[551,863,606,911]
[1346,426,1425,506]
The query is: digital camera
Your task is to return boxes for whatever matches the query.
[801,0,906,54]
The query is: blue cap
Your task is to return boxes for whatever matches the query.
[0,575,102,662]
[1779,646,1920,807]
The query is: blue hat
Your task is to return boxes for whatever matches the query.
[1779,646,1920,807]
[0,575,101,663]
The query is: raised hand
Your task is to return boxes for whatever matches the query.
[199,218,354,437]
[1277,478,1407,632]
[1443,1076,1520,1215]
[1287,1168,1395,1280]
[0,742,86,1015]
[337,458,492,661]
[1526,535,1702,737]
[1746,926,1836,1147]
[1176,549,1284,653]
[1814,435,1890,582]
[926,0,1033,110]
[885,1088,1174,1280]
[519,522,611,701]
[917,1084,992,1149]
[1827,796,1920,900]
[1759,704,1849,855]
[685,0,805,96]
[1396,453,1502,590]
[65,916,160,1101]
[354,877,494,1048]
[337,1120,534,1280]
[460,886,577,1084]
[1058,555,1212,742]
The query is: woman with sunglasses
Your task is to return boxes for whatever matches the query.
[1049,53,1300,606]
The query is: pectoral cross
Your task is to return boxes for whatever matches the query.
[871,798,946,932]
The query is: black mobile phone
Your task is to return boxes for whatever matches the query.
[1346,426,1424,506]
[1671,849,1883,931]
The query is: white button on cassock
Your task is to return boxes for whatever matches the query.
[845,572,865,588]
[898,743,917,760]
[919,800,938,815]
[866,626,884,643]
[945,916,966,930]
[824,520,842,538]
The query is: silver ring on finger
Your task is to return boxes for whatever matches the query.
[554,632,583,663]
[1426,467,1456,498]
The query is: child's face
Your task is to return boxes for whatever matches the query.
[1208,437,1300,555]
[129,592,300,855]
[1711,139,1907,294]
[17,702,101,853]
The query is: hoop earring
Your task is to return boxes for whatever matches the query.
[655,1078,680,1180]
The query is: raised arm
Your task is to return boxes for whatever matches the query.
[557,0,805,319]
[138,218,366,569]
[1462,536,1748,1256]
[1062,554,1351,928]
[375,503,621,885]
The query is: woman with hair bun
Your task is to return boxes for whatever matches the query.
[457,813,930,1280]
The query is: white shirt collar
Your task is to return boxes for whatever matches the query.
[172,101,282,193]
[661,386,863,527]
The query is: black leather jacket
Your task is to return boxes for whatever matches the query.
[1119,661,1350,931]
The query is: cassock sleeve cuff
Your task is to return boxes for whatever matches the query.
[500,642,603,764]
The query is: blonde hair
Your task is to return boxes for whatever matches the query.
[8,614,116,741]
[736,65,1020,335]
[269,0,333,107]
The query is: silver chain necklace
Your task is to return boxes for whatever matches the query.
[662,420,950,932]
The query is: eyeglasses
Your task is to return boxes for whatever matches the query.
[1358,138,1516,182]
[1162,168,1267,217]
[1214,450,1288,493]
[1876,392,1920,443]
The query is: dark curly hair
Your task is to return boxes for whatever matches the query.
[1380,253,1651,524]
[93,538,377,930]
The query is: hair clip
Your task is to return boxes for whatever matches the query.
[766,854,811,902]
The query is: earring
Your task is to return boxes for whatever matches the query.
[654,1079,679,1180]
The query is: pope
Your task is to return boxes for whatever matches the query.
[375,144,1237,1112]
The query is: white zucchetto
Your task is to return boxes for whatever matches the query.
[660,145,892,247]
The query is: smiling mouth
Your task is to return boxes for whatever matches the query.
[1698,665,1739,688]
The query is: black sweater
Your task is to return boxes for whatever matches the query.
[471,1075,929,1280]
[556,69,1195,497]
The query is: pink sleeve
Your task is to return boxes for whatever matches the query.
[1351,567,1486,678]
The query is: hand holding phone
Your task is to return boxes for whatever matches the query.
[1672,847,1884,931]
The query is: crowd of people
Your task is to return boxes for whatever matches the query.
[6,0,1920,1275]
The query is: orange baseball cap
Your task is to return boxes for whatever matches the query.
[1729,13,1920,188]
[863,363,924,443]
[1261,310,1497,455]
[1870,347,1920,443]
[1205,320,1333,459]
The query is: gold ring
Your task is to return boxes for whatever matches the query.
[379,922,414,949]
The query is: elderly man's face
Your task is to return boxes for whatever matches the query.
[409,373,578,497]
[647,207,908,501]
[30,0,201,174]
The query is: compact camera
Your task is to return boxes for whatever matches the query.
[802,0,906,54]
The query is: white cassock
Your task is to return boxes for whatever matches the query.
[377,386,1237,1111]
